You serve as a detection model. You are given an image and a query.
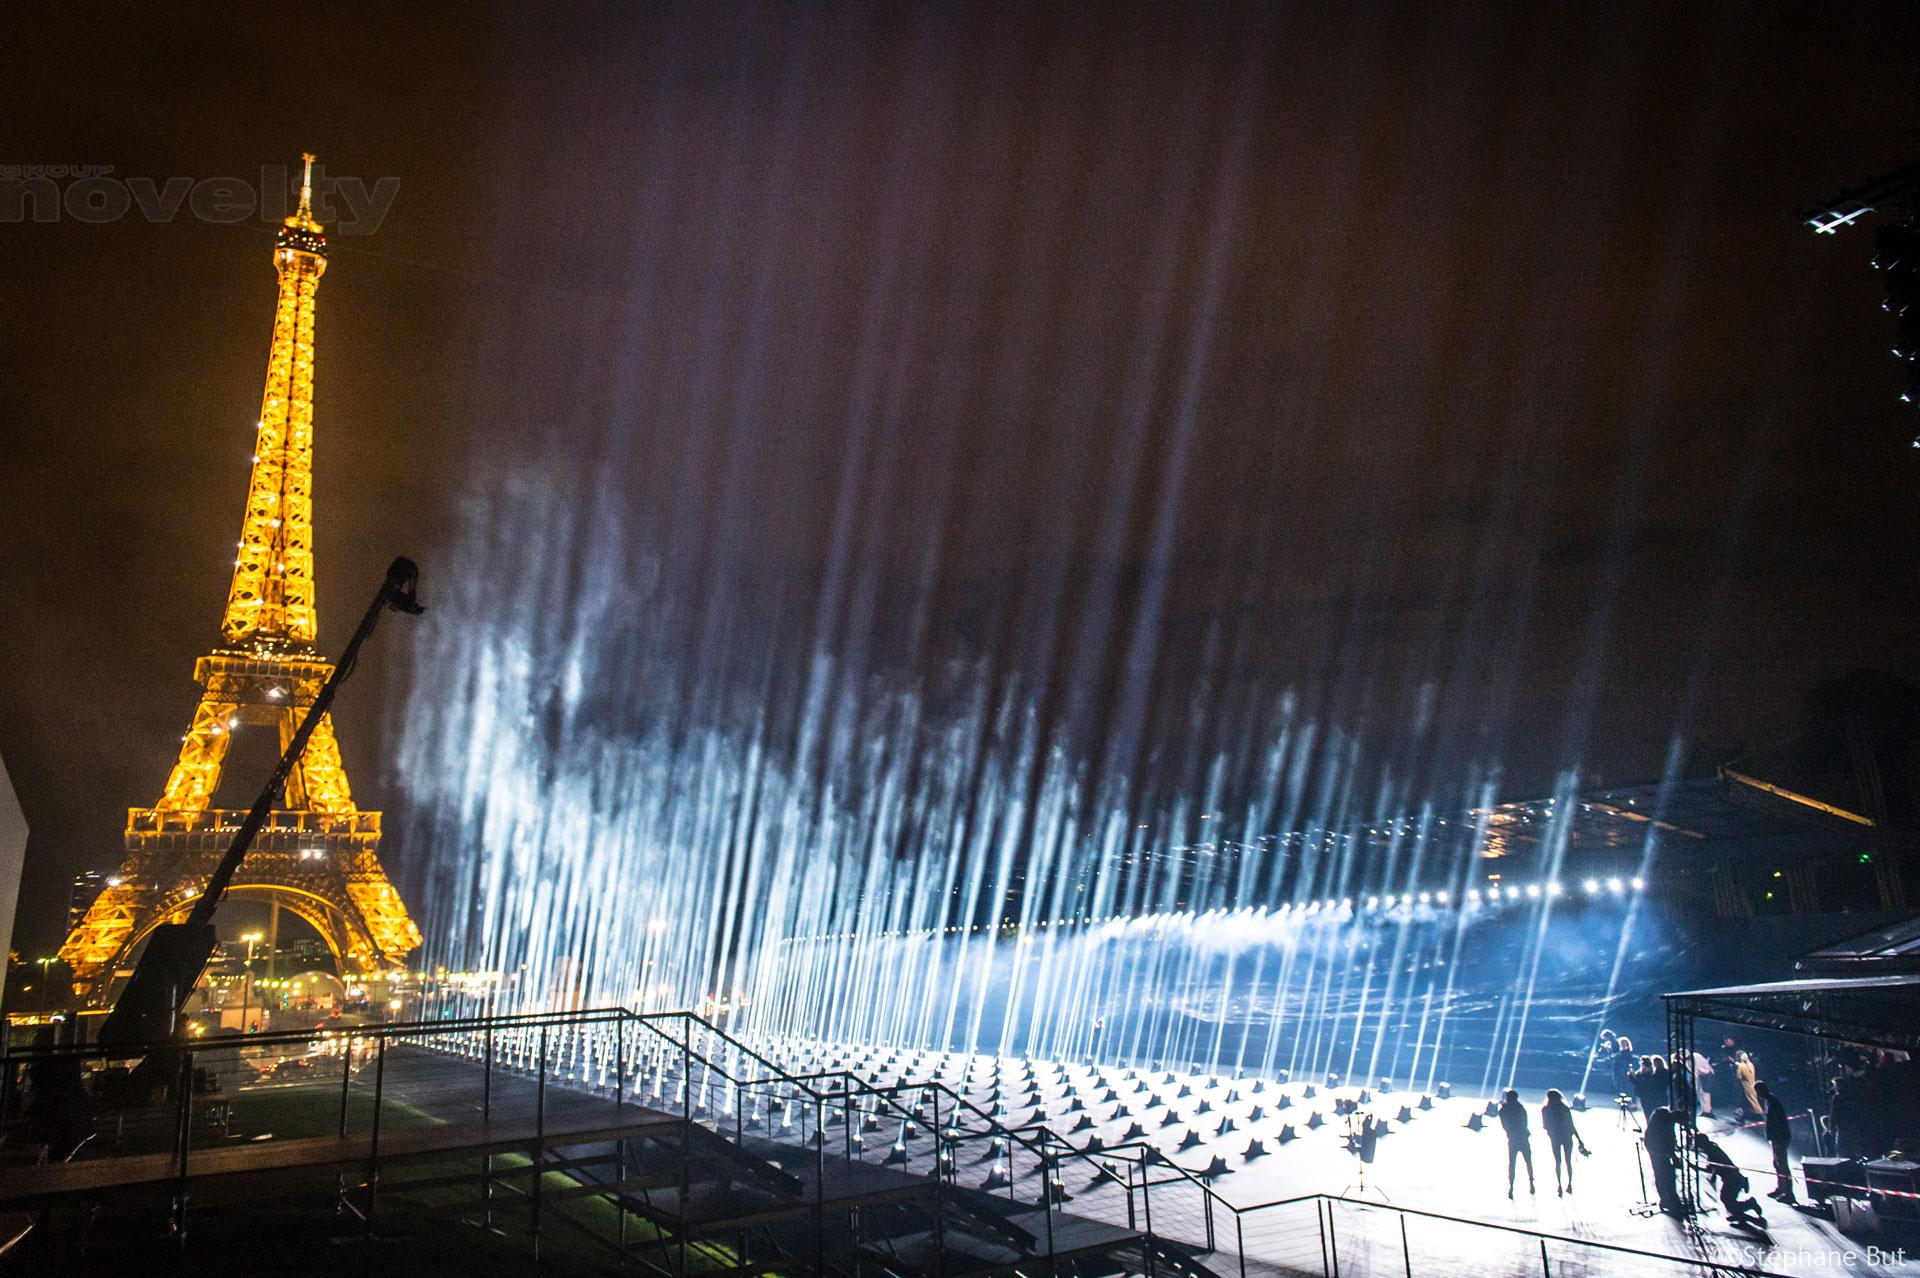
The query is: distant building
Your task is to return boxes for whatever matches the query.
[68,870,108,932]
[0,753,25,1013]
[283,938,332,969]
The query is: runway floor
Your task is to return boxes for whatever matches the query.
[767,1041,1917,1278]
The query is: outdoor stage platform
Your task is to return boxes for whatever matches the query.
[776,1040,1920,1278]
[4,1010,1913,1277]
[0,1011,1162,1275]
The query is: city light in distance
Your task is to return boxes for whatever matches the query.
[780,875,1647,945]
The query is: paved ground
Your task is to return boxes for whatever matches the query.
[21,1029,1908,1277]
[770,1042,1920,1278]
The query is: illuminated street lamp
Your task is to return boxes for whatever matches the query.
[35,956,55,1012]
[237,932,265,1031]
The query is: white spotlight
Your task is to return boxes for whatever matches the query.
[1434,889,1448,903]
[1582,879,1600,895]
[1606,877,1625,894]
[1524,884,1541,900]
[1630,877,1646,891]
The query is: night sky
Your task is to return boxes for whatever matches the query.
[2,2,1918,959]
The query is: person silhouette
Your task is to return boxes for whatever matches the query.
[1644,1106,1684,1214]
[1755,1081,1798,1204]
[1541,1088,1588,1194]
[1695,1133,1767,1229]
[1499,1089,1536,1198]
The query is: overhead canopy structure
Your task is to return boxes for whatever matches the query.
[1663,972,1920,1052]
[1666,912,1920,1051]
[1794,913,1920,977]
[1407,769,1891,867]
[1080,769,1907,917]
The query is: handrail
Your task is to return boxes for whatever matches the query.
[838,1074,1129,1206]
[0,1006,1796,1278]
[652,1021,1802,1278]
[737,1068,848,1088]
[1235,1192,1803,1278]
[620,1011,835,1106]
[610,1012,1217,1226]
[614,1011,1145,1214]
[3,1004,634,1062]
[626,1009,807,1086]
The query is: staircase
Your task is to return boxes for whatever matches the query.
[0,1006,1243,1274]
[442,1008,1201,1276]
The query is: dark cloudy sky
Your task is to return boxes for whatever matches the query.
[2,1,1918,958]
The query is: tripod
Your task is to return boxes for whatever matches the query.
[1615,1096,1662,1216]
[1340,1115,1391,1202]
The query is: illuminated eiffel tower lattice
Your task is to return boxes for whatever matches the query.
[61,155,421,1003]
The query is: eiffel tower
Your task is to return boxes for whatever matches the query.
[61,155,421,1004]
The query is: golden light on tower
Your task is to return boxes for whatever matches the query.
[224,151,325,649]
[60,155,421,1002]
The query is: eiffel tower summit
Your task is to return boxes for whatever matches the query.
[59,155,422,1004]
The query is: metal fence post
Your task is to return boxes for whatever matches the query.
[174,1045,194,1244]
[1540,1238,1551,1278]
[932,1087,946,1277]
[681,1016,694,1131]
[814,1091,827,1277]
[1318,1199,1330,1278]
[1042,1135,1056,1262]
[479,1012,495,1228]
[1327,1199,1341,1278]
[533,1023,548,1248]
[1401,1213,1411,1278]
[1236,1210,1246,1278]
[338,1033,354,1135]
[368,1035,387,1236]
[1141,1153,1155,1277]
[682,1018,694,1278]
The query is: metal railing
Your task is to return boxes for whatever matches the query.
[1,1011,1813,1278]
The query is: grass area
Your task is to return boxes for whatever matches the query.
[220,1078,449,1142]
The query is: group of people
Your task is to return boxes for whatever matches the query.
[1592,1026,1800,1220]
[1825,1046,1917,1160]
[1640,1086,1794,1219]
[1594,1029,1769,1124]
[1495,1088,1590,1198]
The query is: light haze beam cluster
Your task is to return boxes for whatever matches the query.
[390,4,1722,1081]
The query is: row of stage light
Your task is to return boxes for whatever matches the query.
[783,874,1648,944]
